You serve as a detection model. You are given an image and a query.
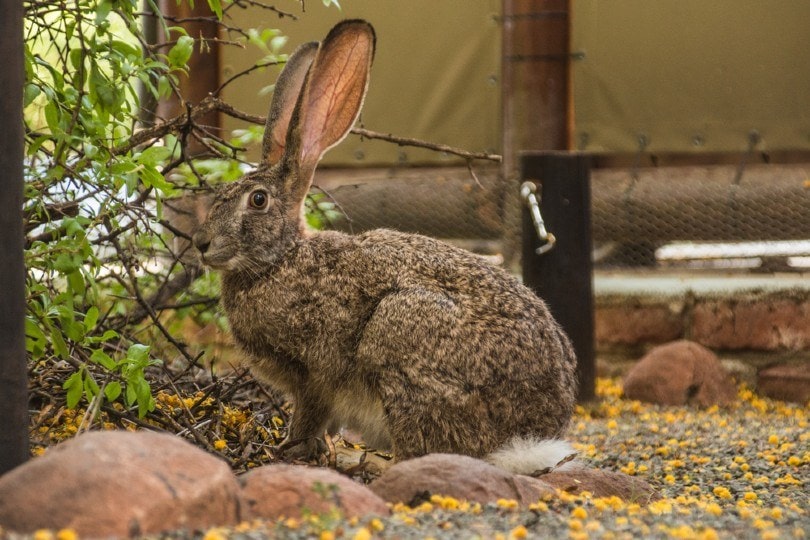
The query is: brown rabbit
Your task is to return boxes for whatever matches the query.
[193,20,578,474]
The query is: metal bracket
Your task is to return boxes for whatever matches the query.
[520,181,556,255]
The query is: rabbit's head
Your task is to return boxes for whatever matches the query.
[193,21,375,271]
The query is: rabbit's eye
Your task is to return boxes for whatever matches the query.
[249,190,268,209]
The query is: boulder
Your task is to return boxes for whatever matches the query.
[0,430,240,537]
[239,464,390,519]
[369,454,554,506]
[540,466,659,503]
[623,340,737,406]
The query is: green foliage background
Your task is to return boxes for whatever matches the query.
[23,0,339,421]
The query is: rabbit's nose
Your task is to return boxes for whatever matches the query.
[192,231,211,254]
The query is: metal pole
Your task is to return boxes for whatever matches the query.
[521,152,595,402]
[156,0,221,155]
[501,0,571,263]
[0,0,30,474]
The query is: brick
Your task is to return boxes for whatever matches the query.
[595,301,684,347]
[691,298,810,351]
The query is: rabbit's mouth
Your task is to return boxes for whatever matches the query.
[200,251,256,274]
[197,248,234,270]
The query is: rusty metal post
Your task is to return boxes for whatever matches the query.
[0,0,29,474]
[521,153,595,402]
[156,0,222,155]
[501,0,572,263]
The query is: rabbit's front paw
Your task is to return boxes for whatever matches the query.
[278,436,326,461]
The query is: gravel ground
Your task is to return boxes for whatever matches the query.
[21,377,808,540]
[186,378,807,540]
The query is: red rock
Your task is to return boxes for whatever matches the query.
[369,454,554,506]
[239,464,389,519]
[0,430,240,537]
[540,466,659,503]
[623,340,737,406]
[757,362,810,403]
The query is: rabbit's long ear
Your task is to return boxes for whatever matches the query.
[261,41,319,167]
[286,20,375,184]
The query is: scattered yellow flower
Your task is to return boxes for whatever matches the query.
[202,528,227,540]
[509,525,528,539]
[496,498,519,510]
[571,506,588,520]
[55,530,78,540]
[700,528,720,540]
[705,503,723,516]
[352,527,372,540]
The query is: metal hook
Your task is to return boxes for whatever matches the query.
[521,181,556,255]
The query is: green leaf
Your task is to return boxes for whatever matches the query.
[140,165,176,195]
[25,318,47,357]
[95,0,113,26]
[105,381,122,402]
[23,83,41,107]
[125,382,137,406]
[90,348,117,370]
[207,0,223,19]
[53,252,84,273]
[136,145,172,166]
[126,343,151,367]
[86,329,119,344]
[68,48,84,72]
[64,371,84,408]
[67,270,85,297]
[50,327,70,360]
[134,379,155,418]
[84,306,99,331]
[84,372,100,398]
[168,36,194,69]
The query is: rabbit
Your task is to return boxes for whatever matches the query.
[192,19,579,474]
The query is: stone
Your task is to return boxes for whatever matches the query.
[369,454,554,506]
[239,464,389,520]
[0,430,240,537]
[623,340,737,406]
[540,466,659,503]
[757,362,810,403]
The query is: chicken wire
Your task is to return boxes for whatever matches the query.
[321,163,810,271]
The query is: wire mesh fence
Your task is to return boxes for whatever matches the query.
[320,162,810,272]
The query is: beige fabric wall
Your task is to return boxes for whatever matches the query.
[572,1,810,153]
[221,1,501,166]
[221,1,810,163]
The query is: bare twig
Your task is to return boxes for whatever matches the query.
[352,127,502,163]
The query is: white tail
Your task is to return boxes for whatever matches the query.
[486,437,577,475]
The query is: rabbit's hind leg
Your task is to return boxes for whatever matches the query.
[356,287,500,460]
[279,385,332,460]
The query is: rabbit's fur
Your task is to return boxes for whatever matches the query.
[193,20,578,473]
